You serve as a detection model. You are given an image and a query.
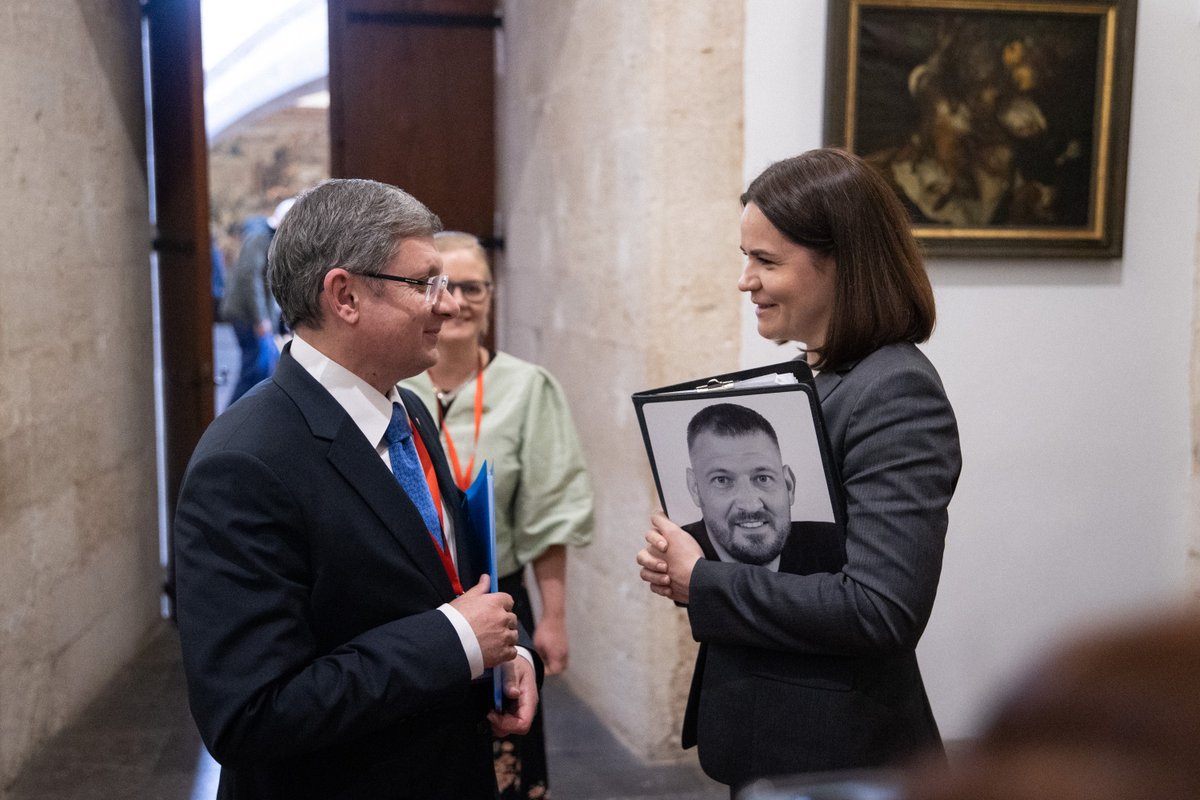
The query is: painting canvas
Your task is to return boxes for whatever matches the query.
[825,0,1137,258]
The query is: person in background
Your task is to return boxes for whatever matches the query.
[741,605,1200,800]
[174,180,539,799]
[637,148,962,793]
[902,606,1200,800]
[220,198,293,405]
[211,236,226,323]
[401,231,594,800]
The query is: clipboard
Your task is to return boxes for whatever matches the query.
[635,358,814,397]
[632,360,846,570]
[462,461,509,711]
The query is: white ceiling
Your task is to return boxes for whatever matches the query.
[200,0,328,140]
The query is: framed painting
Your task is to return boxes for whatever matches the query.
[824,0,1137,258]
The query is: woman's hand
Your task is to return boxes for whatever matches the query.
[636,511,703,604]
[533,615,568,675]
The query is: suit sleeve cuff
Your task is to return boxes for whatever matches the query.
[438,603,484,679]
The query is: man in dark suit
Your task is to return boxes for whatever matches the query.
[174,178,539,800]
[680,402,842,573]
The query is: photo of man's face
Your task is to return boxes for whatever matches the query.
[686,426,796,566]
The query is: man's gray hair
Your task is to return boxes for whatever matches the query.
[268,178,442,330]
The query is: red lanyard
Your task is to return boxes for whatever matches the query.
[410,418,463,595]
[438,360,485,491]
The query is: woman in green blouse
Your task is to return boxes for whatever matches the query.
[401,231,595,800]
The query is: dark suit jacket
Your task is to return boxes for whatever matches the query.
[174,348,534,799]
[682,343,962,787]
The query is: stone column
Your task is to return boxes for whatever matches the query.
[0,1,160,787]
[498,0,744,761]
[1192,185,1200,594]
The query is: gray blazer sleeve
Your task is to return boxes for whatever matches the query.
[686,344,961,657]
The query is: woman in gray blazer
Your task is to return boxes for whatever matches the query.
[638,148,962,791]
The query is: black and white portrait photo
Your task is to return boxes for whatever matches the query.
[636,388,844,575]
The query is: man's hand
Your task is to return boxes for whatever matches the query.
[636,511,703,604]
[449,575,518,668]
[488,656,538,737]
[533,615,568,675]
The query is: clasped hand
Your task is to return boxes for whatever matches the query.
[488,656,537,737]
[450,575,538,736]
[450,575,519,667]
[635,511,703,605]
[451,575,537,738]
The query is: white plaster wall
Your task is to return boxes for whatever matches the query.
[0,1,161,789]
[744,0,1200,740]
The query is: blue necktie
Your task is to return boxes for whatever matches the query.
[384,403,443,544]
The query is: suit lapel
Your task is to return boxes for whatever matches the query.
[814,356,863,402]
[325,429,456,598]
[272,350,457,599]
[814,369,844,402]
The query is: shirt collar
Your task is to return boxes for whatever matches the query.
[289,334,404,447]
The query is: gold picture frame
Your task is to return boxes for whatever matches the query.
[824,0,1137,258]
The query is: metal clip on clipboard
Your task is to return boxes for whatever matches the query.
[694,373,800,393]
[695,378,736,392]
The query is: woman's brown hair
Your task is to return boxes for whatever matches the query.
[741,148,935,370]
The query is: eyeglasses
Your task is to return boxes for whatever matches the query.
[446,280,493,302]
[370,272,450,305]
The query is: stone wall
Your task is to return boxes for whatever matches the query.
[498,0,744,761]
[1194,183,1200,594]
[0,1,160,790]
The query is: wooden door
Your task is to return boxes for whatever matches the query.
[144,0,213,609]
[327,0,499,242]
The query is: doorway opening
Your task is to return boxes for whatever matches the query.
[201,0,331,414]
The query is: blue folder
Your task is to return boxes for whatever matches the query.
[463,462,506,710]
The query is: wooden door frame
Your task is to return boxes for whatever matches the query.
[143,0,213,610]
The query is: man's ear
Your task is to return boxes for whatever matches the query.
[322,268,359,323]
[686,466,702,507]
[784,465,796,506]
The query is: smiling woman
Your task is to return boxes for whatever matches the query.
[636,148,962,790]
[738,202,836,350]
[739,148,936,371]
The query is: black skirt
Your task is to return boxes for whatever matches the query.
[495,572,550,800]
